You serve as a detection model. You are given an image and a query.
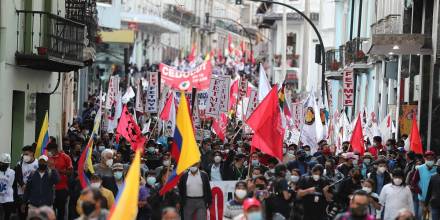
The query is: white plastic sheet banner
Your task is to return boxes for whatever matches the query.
[206,75,231,118]
[146,72,159,113]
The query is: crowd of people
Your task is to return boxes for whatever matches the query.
[0,94,439,220]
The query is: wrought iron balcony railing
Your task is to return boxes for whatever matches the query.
[15,10,85,72]
[371,14,401,35]
[325,48,344,71]
[345,37,369,64]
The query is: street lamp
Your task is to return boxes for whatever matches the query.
[248,0,327,102]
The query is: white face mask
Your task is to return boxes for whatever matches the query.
[91,182,101,188]
[163,160,171,167]
[377,166,386,174]
[393,178,403,186]
[23,155,32,163]
[235,189,247,199]
[362,186,372,193]
[105,159,113,167]
[190,166,198,173]
[214,156,222,163]
[290,175,300,183]
[312,174,320,181]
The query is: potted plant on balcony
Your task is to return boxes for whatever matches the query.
[330,60,340,71]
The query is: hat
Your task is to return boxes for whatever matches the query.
[243,198,261,211]
[38,155,49,162]
[112,163,124,171]
[425,151,435,157]
[0,153,11,164]
[363,152,373,158]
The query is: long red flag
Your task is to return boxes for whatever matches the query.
[246,86,284,161]
[409,116,423,154]
[116,105,146,151]
[350,114,365,155]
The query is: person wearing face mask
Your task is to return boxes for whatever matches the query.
[334,190,375,220]
[411,150,437,219]
[76,174,114,215]
[247,152,268,176]
[93,149,114,177]
[224,153,247,180]
[69,143,82,172]
[287,150,309,175]
[379,169,414,220]
[224,181,249,219]
[137,174,154,220]
[369,159,391,194]
[337,168,363,209]
[361,179,381,217]
[13,145,38,219]
[297,164,332,220]
[425,159,440,220]
[24,155,60,212]
[46,142,73,220]
[361,153,374,178]
[154,153,172,178]
[144,140,162,170]
[266,164,293,219]
[233,198,263,220]
[101,163,124,197]
[76,187,109,220]
[0,153,15,220]
[178,162,212,220]
[207,151,225,181]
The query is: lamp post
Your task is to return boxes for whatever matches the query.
[249,0,327,102]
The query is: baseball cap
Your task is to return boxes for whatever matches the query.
[38,155,49,162]
[0,153,11,164]
[425,151,435,157]
[243,198,261,211]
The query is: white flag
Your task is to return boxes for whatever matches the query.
[122,86,135,104]
[379,113,395,142]
[300,94,324,152]
[135,81,144,112]
[107,92,123,133]
[257,64,271,102]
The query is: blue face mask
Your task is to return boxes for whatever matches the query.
[251,159,260,166]
[113,171,123,180]
[247,212,263,220]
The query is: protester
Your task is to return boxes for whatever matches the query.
[47,142,73,220]
[233,197,263,220]
[224,181,248,219]
[334,190,375,220]
[101,163,124,197]
[369,158,392,194]
[14,145,38,219]
[161,207,180,220]
[93,149,114,177]
[75,187,108,220]
[24,155,59,212]
[0,153,15,220]
[425,159,440,220]
[178,162,212,220]
[361,178,381,216]
[379,169,414,220]
[207,151,225,181]
[76,174,114,214]
[265,164,292,219]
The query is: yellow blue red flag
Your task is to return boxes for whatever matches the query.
[35,112,49,158]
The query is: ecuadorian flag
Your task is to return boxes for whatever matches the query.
[108,149,141,220]
[35,112,49,158]
[175,92,201,174]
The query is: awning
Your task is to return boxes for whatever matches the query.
[369,34,432,55]
[121,12,181,33]
[100,30,135,43]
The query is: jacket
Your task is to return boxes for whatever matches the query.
[24,169,59,207]
[369,171,391,194]
[426,174,440,208]
[178,170,212,207]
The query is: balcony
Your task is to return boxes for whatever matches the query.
[15,10,85,72]
[163,4,200,28]
[370,14,432,55]
[344,37,369,67]
[325,48,344,72]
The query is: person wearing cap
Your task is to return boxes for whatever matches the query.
[224,181,248,220]
[287,149,309,175]
[102,163,124,197]
[24,155,59,211]
[13,145,39,219]
[0,153,15,220]
[93,149,114,177]
[178,162,212,220]
[46,142,73,220]
[361,152,374,178]
[411,150,437,219]
[425,159,440,220]
[233,198,263,220]
[76,174,114,215]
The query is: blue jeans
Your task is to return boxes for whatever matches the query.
[431,206,439,220]
[413,194,420,220]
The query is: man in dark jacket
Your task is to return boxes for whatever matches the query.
[23,155,59,210]
[369,159,391,194]
[178,162,212,220]
[425,160,440,220]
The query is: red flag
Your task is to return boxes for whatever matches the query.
[409,116,423,154]
[217,49,224,63]
[228,80,239,112]
[116,105,146,151]
[160,93,173,121]
[246,86,284,161]
[188,44,196,62]
[212,113,228,141]
[350,114,365,155]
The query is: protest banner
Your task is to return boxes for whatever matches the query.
[245,87,258,120]
[206,75,231,119]
[105,76,119,109]
[208,181,237,220]
[159,60,212,90]
[146,72,158,113]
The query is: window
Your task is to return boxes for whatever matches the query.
[286,33,297,55]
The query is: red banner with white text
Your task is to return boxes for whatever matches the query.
[159,61,212,91]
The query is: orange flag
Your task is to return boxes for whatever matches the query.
[350,114,365,155]
[409,116,423,154]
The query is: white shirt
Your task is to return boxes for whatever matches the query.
[186,171,203,197]
[379,183,414,220]
[210,164,222,181]
[18,160,39,195]
[0,168,15,203]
